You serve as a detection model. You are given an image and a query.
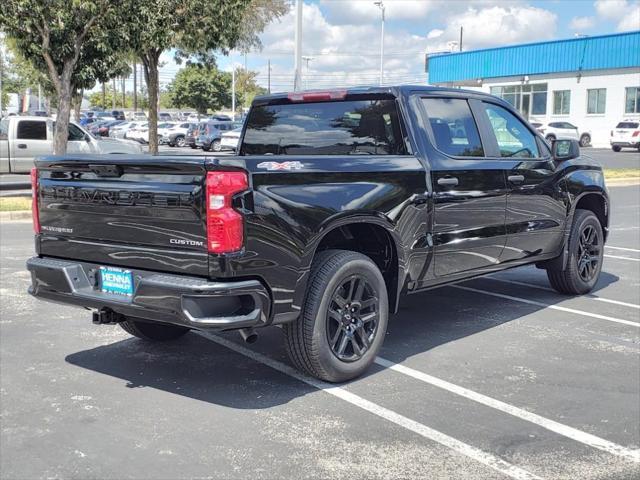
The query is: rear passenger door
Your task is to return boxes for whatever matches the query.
[10,119,51,172]
[478,102,567,262]
[419,96,509,278]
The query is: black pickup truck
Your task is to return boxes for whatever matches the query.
[27,86,609,382]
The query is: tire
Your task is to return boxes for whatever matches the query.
[212,139,222,152]
[190,144,197,149]
[119,317,189,341]
[202,143,211,152]
[612,145,621,152]
[175,135,186,147]
[546,209,604,295]
[579,134,591,147]
[283,249,389,383]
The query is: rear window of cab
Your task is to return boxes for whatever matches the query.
[240,98,407,155]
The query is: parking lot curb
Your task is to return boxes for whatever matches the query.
[0,210,31,222]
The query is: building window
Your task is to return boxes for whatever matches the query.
[489,83,547,117]
[553,90,571,115]
[625,87,640,114]
[587,89,606,114]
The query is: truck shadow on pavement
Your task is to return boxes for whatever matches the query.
[65,268,621,409]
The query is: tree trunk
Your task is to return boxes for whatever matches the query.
[53,74,73,155]
[72,88,83,121]
[142,52,160,155]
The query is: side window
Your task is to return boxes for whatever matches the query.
[0,119,9,140]
[68,124,86,141]
[483,104,540,158]
[17,121,47,140]
[421,98,484,157]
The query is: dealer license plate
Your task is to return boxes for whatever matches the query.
[99,267,134,296]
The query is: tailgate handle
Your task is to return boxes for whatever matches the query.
[89,164,123,177]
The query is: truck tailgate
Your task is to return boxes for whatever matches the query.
[35,155,209,276]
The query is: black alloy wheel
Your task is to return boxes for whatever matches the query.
[576,224,601,282]
[326,275,379,362]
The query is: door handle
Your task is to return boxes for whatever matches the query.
[17,144,27,149]
[437,177,459,187]
[508,174,525,184]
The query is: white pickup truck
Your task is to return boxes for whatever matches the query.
[0,116,142,173]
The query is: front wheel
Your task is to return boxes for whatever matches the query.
[612,145,621,152]
[546,209,603,294]
[119,317,189,341]
[283,249,388,383]
[212,139,222,152]
[579,134,591,147]
[175,135,186,147]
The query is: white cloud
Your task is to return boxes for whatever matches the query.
[246,2,559,91]
[594,0,640,31]
[594,0,630,19]
[569,16,595,30]
[617,5,640,30]
[433,6,557,50]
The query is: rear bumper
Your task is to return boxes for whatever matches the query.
[27,256,271,331]
[610,141,640,148]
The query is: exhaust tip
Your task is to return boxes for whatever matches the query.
[239,328,258,344]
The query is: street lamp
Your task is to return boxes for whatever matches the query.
[374,1,385,86]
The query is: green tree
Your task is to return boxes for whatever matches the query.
[0,0,129,153]
[127,0,287,154]
[235,67,267,109]
[168,64,231,115]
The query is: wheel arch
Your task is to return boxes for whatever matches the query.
[293,216,406,315]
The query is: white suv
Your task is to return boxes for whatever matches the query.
[533,121,591,147]
[610,120,640,152]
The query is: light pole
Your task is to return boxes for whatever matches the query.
[301,56,313,90]
[374,1,385,86]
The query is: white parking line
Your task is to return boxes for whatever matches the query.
[484,276,640,310]
[199,332,543,480]
[604,254,640,262]
[375,357,640,463]
[606,246,640,253]
[450,285,640,328]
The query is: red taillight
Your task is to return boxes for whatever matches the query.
[287,90,347,103]
[31,167,40,233]
[632,130,640,137]
[205,171,248,254]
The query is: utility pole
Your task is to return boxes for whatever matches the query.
[38,84,42,111]
[459,26,463,52]
[374,1,385,86]
[267,59,271,94]
[133,61,138,112]
[302,56,313,90]
[122,77,125,108]
[293,0,303,91]
[102,82,106,109]
[231,63,236,121]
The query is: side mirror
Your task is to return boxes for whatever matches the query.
[552,138,580,161]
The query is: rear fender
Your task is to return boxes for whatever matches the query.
[291,214,407,315]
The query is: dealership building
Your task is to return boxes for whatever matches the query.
[426,31,640,147]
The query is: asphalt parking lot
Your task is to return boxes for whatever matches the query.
[1,185,639,479]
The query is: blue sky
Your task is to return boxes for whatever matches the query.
[157,0,638,92]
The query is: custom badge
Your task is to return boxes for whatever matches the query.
[257,161,304,171]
